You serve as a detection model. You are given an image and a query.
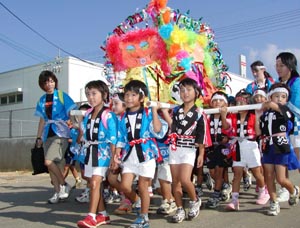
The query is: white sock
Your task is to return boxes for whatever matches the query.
[88,213,96,220]
[98,210,108,216]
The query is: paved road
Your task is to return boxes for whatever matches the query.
[1,170,300,228]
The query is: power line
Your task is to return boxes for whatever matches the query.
[214,8,300,31]
[0,33,51,61]
[0,1,100,68]
[214,8,300,41]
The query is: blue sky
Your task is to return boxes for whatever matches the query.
[1,0,300,80]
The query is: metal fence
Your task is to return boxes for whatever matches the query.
[0,107,39,138]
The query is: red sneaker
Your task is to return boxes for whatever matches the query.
[96,214,111,226]
[77,215,97,228]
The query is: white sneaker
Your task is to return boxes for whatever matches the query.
[267,201,280,216]
[157,199,177,215]
[277,187,289,202]
[188,198,201,219]
[58,183,71,200]
[75,188,90,203]
[48,192,60,204]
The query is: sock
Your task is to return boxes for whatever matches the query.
[98,210,108,216]
[232,192,239,202]
[258,187,265,194]
[88,213,96,220]
[141,213,149,221]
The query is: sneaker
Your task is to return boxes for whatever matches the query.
[256,190,270,205]
[77,215,97,228]
[48,192,60,204]
[221,183,232,202]
[195,185,204,197]
[188,198,201,219]
[59,183,71,200]
[288,186,300,206]
[277,187,289,202]
[204,172,214,191]
[104,193,114,203]
[96,213,111,226]
[243,173,252,192]
[112,192,122,203]
[206,196,220,209]
[267,201,280,216]
[171,207,185,223]
[225,200,239,211]
[129,215,150,228]
[114,198,132,215]
[166,201,177,214]
[104,191,113,204]
[75,188,90,203]
[157,199,177,215]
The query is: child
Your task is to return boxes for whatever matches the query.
[77,80,117,228]
[74,103,92,204]
[112,80,168,228]
[107,93,132,214]
[205,91,232,209]
[256,82,299,216]
[162,78,206,223]
[225,89,270,211]
[63,123,82,189]
[155,107,177,215]
[252,89,268,104]
[102,93,125,204]
[35,70,77,204]
[250,89,268,193]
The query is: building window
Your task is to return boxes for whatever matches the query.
[9,95,16,103]
[16,94,23,102]
[0,92,23,106]
[1,96,7,105]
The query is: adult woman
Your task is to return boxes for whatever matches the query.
[276,52,300,202]
[35,70,77,204]
[245,60,274,95]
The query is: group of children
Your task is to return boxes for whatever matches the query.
[60,77,299,228]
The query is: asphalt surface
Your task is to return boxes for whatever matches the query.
[1,170,300,228]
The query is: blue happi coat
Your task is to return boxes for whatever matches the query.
[34,89,77,141]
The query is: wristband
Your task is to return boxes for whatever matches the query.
[36,137,42,140]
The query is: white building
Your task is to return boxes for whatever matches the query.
[0,56,106,138]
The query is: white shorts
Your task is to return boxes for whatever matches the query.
[290,134,300,149]
[232,140,261,169]
[157,161,172,183]
[122,148,156,179]
[168,146,196,166]
[84,151,108,178]
[84,165,108,179]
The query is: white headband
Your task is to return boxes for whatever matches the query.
[211,94,228,104]
[268,87,289,98]
[255,65,266,70]
[253,89,267,98]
